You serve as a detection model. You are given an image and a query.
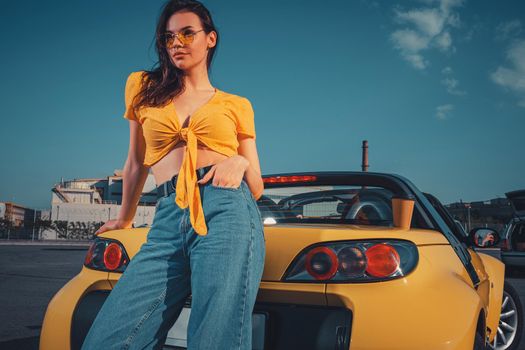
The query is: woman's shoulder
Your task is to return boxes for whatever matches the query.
[127,70,147,82]
[217,89,252,106]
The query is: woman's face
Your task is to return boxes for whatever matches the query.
[165,11,216,71]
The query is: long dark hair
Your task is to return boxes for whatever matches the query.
[133,0,219,112]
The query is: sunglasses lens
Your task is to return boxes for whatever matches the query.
[181,34,193,44]
[164,31,199,47]
[164,34,174,48]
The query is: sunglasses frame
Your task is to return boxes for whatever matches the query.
[163,29,205,48]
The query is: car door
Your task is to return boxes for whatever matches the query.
[504,190,525,266]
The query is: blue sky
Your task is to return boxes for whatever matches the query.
[0,0,524,210]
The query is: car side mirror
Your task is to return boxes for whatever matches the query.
[468,227,500,248]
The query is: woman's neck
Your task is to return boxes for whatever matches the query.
[181,63,214,92]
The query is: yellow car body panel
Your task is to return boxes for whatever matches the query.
[41,224,500,349]
[326,245,482,350]
[472,251,505,343]
[39,269,111,350]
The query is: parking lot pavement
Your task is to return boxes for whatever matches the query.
[0,243,524,350]
[0,243,88,350]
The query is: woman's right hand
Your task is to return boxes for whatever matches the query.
[94,219,133,236]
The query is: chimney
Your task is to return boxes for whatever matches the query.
[361,140,369,172]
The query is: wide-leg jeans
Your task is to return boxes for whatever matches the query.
[81,168,266,350]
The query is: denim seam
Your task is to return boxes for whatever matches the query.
[242,185,265,242]
[180,209,188,258]
[235,189,254,350]
[122,286,167,350]
[239,216,253,349]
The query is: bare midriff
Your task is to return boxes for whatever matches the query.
[150,141,229,186]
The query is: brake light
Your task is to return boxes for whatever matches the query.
[305,246,338,280]
[263,175,317,184]
[104,243,123,271]
[365,243,400,278]
[84,238,130,273]
[284,240,417,282]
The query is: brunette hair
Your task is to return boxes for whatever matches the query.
[132,0,219,111]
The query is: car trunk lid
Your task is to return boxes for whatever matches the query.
[505,190,525,217]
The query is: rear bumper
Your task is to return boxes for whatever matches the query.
[71,289,352,350]
[43,244,488,350]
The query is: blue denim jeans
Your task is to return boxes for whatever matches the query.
[81,167,266,350]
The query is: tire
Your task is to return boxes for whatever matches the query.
[489,281,523,350]
[474,331,486,350]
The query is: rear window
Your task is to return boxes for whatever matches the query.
[257,185,395,227]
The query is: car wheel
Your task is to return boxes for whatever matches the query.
[488,281,523,350]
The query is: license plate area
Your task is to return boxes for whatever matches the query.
[164,307,267,350]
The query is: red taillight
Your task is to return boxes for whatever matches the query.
[365,243,400,278]
[284,240,417,282]
[305,246,338,280]
[103,242,123,271]
[263,175,317,184]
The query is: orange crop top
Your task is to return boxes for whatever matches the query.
[122,71,256,236]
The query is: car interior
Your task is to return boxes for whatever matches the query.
[510,222,525,251]
[255,187,431,229]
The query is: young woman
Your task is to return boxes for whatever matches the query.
[81,0,265,349]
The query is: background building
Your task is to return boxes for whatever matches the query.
[0,202,35,227]
[47,169,160,236]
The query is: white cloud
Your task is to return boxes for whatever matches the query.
[463,22,482,42]
[394,8,445,36]
[440,0,464,15]
[390,0,463,70]
[436,104,454,119]
[495,20,522,41]
[441,77,466,95]
[405,54,429,70]
[391,29,430,52]
[490,39,525,108]
[440,66,466,95]
[434,31,453,51]
[441,66,453,74]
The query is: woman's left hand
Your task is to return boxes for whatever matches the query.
[197,155,249,188]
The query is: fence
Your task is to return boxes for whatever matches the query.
[0,219,104,241]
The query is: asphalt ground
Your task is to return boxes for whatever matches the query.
[0,242,524,350]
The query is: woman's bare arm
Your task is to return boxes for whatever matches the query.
[238,136,264,200]
[117,120,150,226]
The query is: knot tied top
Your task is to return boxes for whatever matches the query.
[122,71,256,235]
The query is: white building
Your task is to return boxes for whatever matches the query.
[49,169,160,229]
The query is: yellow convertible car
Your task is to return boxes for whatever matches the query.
[41,171,508,350]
